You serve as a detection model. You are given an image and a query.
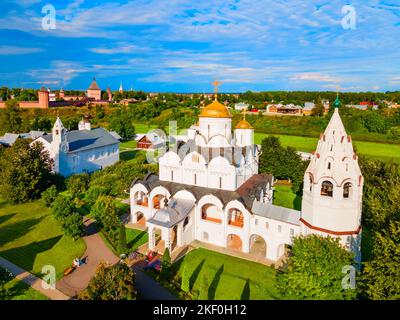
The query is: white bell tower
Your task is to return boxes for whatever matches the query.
[300,95,363,260]
[51,117,68,174]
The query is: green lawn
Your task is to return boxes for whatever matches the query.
[254,132,400,163]
[126,228,148,252]
[175,248,281,300]
[119,140,137,149]
[0,198,86,280]
[133,123,158,134]
[273,185,302,211]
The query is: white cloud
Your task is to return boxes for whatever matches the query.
[291,73,340,83]
[0,45,43,55]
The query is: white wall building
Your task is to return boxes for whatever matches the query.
[129,95,363,263]
[34,117,120,177]
[234,102,250,111]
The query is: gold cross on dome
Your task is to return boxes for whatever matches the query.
[212,80,221,99]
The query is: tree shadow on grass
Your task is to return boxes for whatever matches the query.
[189,259,205,292]
[0,216,44,248]
[5,278,32,300]
[0,235,62,272]
[240,278,250,300]
[208,264,224,300]
[0,213,15,226]
[127,231,146,250]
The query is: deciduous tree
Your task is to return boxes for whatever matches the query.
[0,139,53,203]
[361,221,400,300]
[276,235,357,300]
[79,262,137,300]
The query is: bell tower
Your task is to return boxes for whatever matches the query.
[300,94,363,259]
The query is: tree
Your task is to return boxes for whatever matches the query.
[276,235,357,300]
[66,173,90,199]
[51,194,75,220]
[41,185,58,207]
[360,159,400,230]
[84,185,109,206]
[0,99,22,134]
[91,195,120,246]
[0,139,54,203]
[63,213,85,239]
[79,262,137,300]
[109,108,135,140]
[361,221,400,300]
[118,224,127,255]
[161,247,172,280]
[51,194,84,238]
[259,136,307,193]
[311,100,325,117]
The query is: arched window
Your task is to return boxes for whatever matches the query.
[194,173,197,185]
[327,162,331,170]
[321,181,333,197]
[219,177,223,189]
[343,182,352,199]
[171,170,174,181]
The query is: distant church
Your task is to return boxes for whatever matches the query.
[34,117,120,177]
[129,89,363,263]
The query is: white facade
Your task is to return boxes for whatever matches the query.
[129,98,363,263]
[34,118,120,177]
[300,107,363,261]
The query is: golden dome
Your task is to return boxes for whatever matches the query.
[199,99,232,118]
[235,118,253,130]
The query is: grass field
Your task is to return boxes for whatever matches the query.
[0,198,86,280]
[175,248,281,300]
[1,267,48,300]
[119,140,137,149]
[273,185,302,211]
[126,228,148,253]
[254,132,400,163]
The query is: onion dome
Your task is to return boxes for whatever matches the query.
[332,93,341,108]
[199,99,232,118]
[235,118,253,129]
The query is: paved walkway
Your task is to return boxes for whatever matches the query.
[0,257,70,300]
[56,217,119,298]
[131,261,177,300]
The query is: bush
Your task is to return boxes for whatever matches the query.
[41,185,58,207]
[66,173,90,199]
[161,248,172,280]
[84,185,110,206]
[51,194,75,220]
[63,213,84,239]
[118,225,127,255]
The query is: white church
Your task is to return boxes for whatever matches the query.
[34,117,120,177]
[129,93,363,263]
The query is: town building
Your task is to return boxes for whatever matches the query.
[129,92,363,263]
[234,102,250,111]
[33,118,120,177]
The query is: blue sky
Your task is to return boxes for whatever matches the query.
[0,0,399,92]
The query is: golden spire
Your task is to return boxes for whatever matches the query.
[212,80,221,100]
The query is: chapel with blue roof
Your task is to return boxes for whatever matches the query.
[34,117,120,177]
